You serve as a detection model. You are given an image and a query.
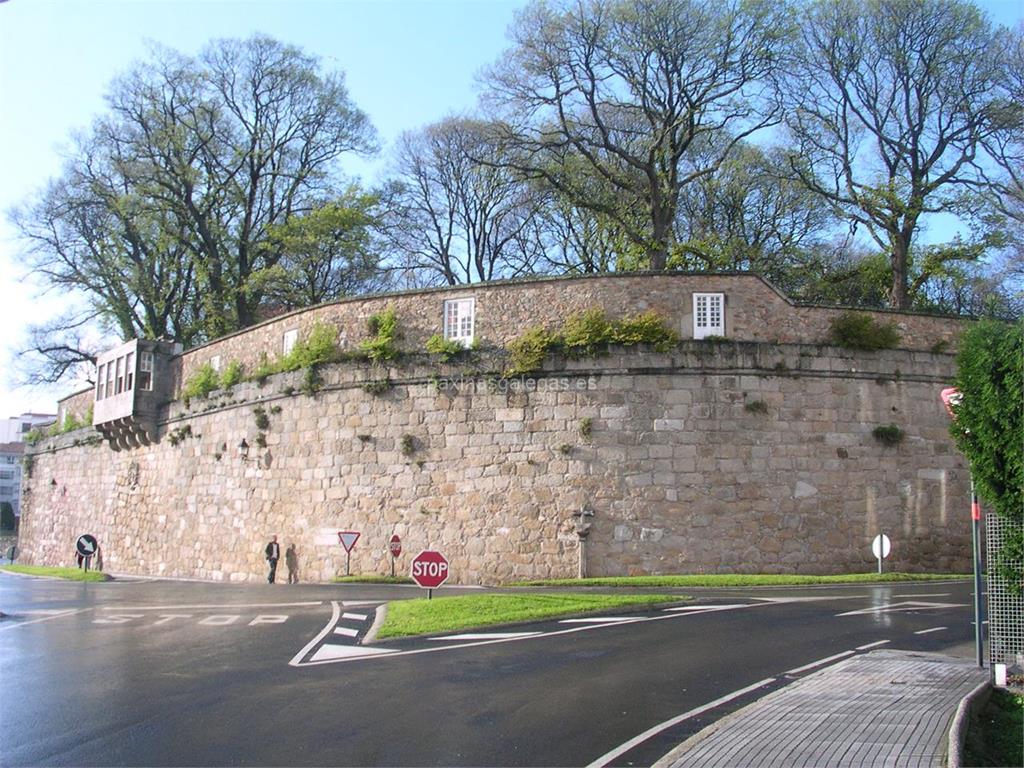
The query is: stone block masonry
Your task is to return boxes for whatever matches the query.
[19,341,971,583]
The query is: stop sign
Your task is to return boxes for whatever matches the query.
[410,550,449,589]
[389,534,402,558]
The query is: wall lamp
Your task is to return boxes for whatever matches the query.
[238,438,250,461]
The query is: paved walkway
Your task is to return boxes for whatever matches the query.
[654,650,986,768]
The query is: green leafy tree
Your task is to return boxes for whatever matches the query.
[779,0,1009,309]
[952,319,1024,590]
[11,35,375,383]
[483,0,792,271]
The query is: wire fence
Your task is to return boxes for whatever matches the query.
[985,513,1024,671]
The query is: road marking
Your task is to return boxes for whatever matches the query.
[102,601,322,611]
[749,596,864,603]
[914,626,948,635]
[559,616,644,624]
[198,615,239,626]
[855,640,891,650]
[429,632,542,641]
[153,614,193,625]
[289,601,343,667]
[293,602,776,667]
[836,601,967,616]
[93,614,146,624]
[664,604,752,612]
[0,608,91,631]
[784,650,855,675]
[310,644,397,662]
[249,615,288,626]
[341,612,367,621]
[892,593,951,598]
[333,626,359,637]
[583,677,777,768]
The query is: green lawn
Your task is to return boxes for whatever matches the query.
[0,565,109,582]
[376,593,683,639]
[509,573,971,588]
[333,575,414,585]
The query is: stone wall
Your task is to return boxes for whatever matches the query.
[21,341,971,583]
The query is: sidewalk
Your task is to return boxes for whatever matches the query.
[654,650,986,768]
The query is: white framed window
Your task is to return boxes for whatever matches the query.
[210,355,221,372]
[105,361,115,397]
[283,329,299,355]
[139,351,154,391]
[693,293,725,339]
[125,352,134,391]
[115,357,124,395]
[443,298,475,347]
[96,364,105,400]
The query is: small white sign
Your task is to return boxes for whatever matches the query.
[872,534,892,560]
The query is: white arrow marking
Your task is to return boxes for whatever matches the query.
[836,601,967,616]
[664,604,753,612]
[559,616,646,624]
[914,626,948,635]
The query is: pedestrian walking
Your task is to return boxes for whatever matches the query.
[285,544,299,584]
[264,535,280,583]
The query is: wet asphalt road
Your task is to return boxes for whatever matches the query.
[0,575,979,767]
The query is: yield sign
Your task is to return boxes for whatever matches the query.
[337,531,360,553]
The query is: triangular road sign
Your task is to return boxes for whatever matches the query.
[337,531,360,553]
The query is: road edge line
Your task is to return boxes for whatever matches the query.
[289,600,341,667]
[584,677,776,768]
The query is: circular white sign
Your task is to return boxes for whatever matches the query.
[871,534,891,560]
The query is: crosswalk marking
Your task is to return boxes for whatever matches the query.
[341,612,368,621]
[333,626,359,637]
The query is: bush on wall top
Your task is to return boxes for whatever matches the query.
[829,311,901,351]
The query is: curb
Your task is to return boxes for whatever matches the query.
[946,679,992,768]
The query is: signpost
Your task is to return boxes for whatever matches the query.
[871,534,891,574]
[410,549,449,599]
[388,535,402,578]
[337,531,360,577]
[940,386,984,669]
[76,534,98,573]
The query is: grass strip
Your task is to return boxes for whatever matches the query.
[963,688,1024,767]
[509,572,971,588]
[377,593,682,639]
[333,575,414,585]
[0,565,109,582]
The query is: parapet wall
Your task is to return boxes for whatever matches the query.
[21,341,971,583]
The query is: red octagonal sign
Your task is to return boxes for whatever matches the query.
[410,549,449,589]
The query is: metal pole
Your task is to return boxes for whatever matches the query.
[346,551,351,577]
[970,477,984,669]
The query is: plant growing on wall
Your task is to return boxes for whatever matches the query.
[578,417,593,441]
[871,423,904,446]
[400,434,416,456]
[829,312,901,351]
[425,334,465,362]
[182,363,221,405]
[952,318,1024,592]
[504,309,679,375]
[220,361,244,389]
[358,307,399,363]
[252,407,270,431]
[248,322,342,387]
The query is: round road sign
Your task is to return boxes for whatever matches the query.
[76,534,98,558]
[871,534,891,560]
[389,535,402,558]
[410,549,449,589]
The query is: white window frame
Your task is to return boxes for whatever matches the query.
[96,364,105,400]
[125,352,134,391]
[139,351,154,391]
[210,355,221,372]
[693,293,725,339]
[443,298,475,348]
[282,329,299,355]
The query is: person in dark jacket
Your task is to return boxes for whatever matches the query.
[264,536,280,583]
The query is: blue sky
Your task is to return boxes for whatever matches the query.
[0,0,1021,416]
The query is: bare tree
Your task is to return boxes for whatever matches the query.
[779,0,1008,309]
[386,117,545,284]
[481,0,791,270]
